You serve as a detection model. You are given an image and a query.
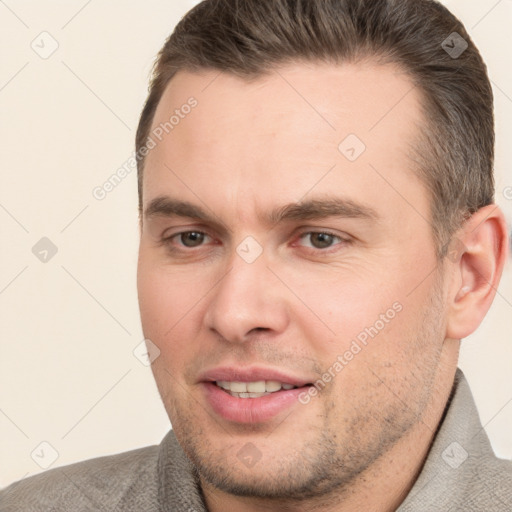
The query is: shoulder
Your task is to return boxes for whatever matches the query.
[0,444,160,512]
[400,370,512,511]
[451,374,512,507]
[466,452,512,508]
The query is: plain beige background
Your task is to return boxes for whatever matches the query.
[1,0,511,488]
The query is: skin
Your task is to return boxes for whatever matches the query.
[136,61,508,512]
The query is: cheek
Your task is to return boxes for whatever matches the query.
[138,265,183,352]
[138,256,203,326]
[289,265,424,379]
[291,272,399,341]
[137,265,170,335]
[137,259,212,368]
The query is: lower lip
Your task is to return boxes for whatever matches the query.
[201,382,310,423]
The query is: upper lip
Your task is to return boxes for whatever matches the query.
[198,366,313,387]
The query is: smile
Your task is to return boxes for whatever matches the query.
[215,380,298,398]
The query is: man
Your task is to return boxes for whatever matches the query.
[2,0,511,510]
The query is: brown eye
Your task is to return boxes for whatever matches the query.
[310,233,336,249]
[300,232,341,249]
[178,231,207,247]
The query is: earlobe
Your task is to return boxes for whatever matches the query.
[445,205,508,340]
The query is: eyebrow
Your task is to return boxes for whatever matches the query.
[143,195,379,228]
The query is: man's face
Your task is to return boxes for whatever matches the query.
[137,62,451,500]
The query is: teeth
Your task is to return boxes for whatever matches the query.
[247,381,266,393]
[265,380,282,392]
[229,382,247,393]
[234,392,269,398]
[215,380,299,394]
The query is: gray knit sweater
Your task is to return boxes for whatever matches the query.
[1,369,511,511]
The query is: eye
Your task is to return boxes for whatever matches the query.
[298,231,346,250]
[168,231,211,248]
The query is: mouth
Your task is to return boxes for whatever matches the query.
[200,379,315,423]
[213,379,305,398]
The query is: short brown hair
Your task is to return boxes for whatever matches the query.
[136,0,494,256]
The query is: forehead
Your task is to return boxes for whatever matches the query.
[143,61,428,228]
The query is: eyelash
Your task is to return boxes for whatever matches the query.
[161,230,350,254]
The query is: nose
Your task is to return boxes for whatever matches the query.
[204,250,289,344]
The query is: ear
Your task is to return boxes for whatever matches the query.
[445,204,509,340]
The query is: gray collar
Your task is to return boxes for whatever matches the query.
[398,368,496,510]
